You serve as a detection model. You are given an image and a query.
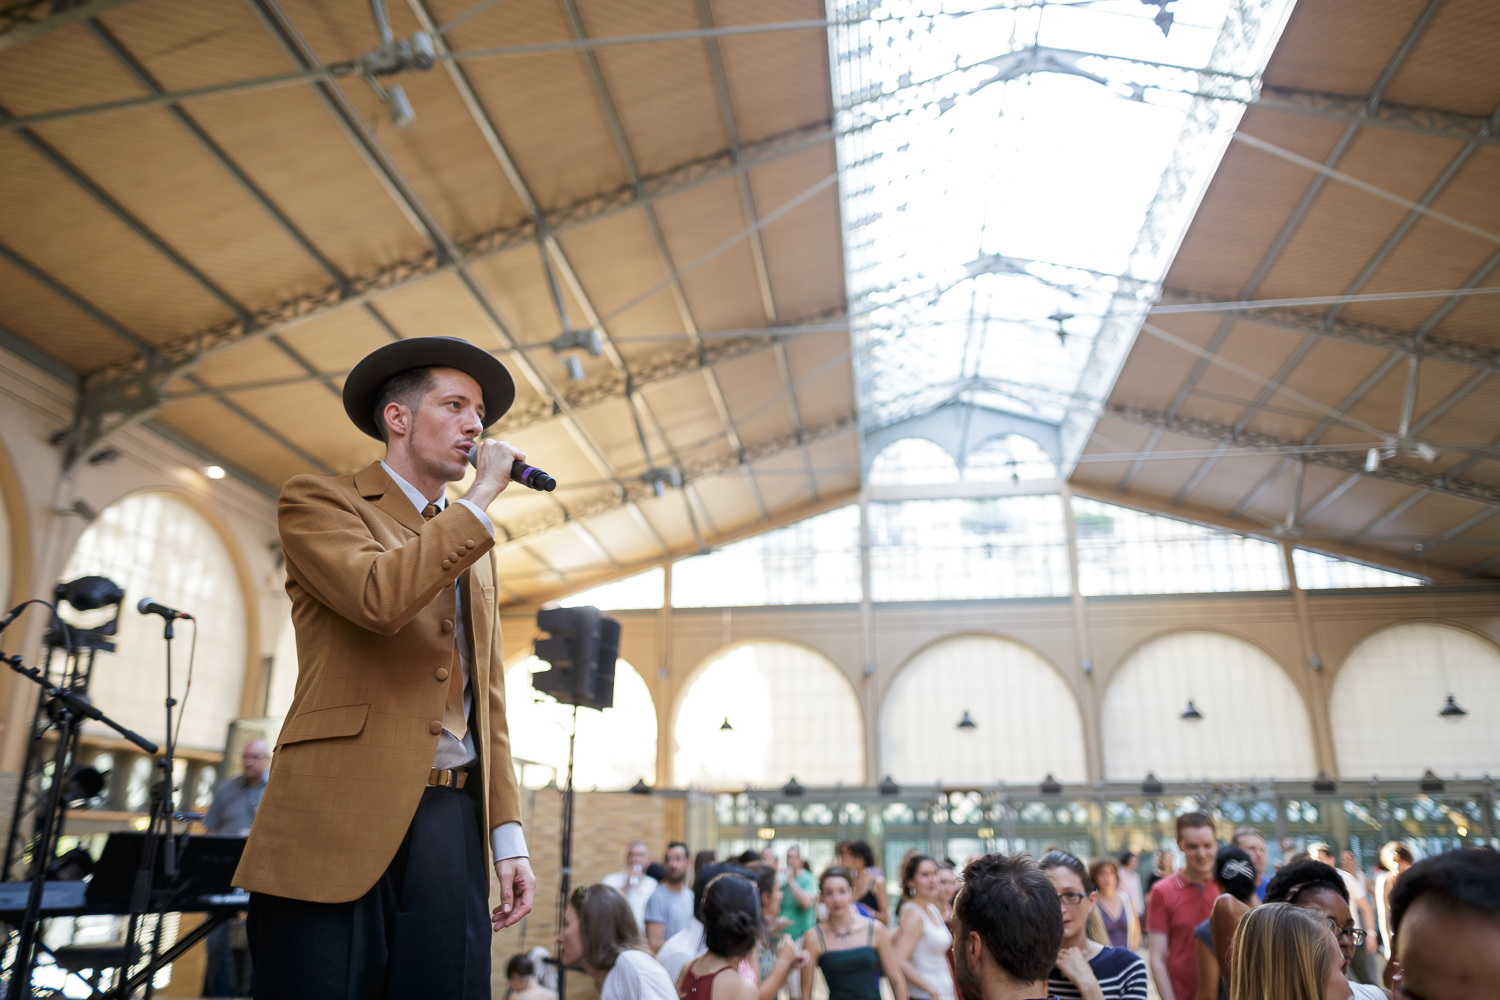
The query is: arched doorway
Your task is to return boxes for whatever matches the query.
[1331,623,1500,778]
[882,635,1085,785]
[1102,630,1315,780]
[504,655,657,790]
[673,642,863,789]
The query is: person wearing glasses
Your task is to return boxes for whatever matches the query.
[557,884,678,1000]
[1308,844,1377,988]
[1039,851,1148,1000]
[1263,860,1383,1000]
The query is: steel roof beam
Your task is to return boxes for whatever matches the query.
[1105,402,1500,510]
[1253,86,1500,150]
[0,0,140,52]
[1118,0,1443,496]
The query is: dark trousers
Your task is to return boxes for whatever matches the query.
[247,785,490,1000]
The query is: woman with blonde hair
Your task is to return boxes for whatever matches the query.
[1229,903,1350,1000]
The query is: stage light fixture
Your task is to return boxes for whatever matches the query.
[1141,773,1165,795]
[878,775,901,796]
[1365,447,1380,472]
[719,716,733,731]
[56,576,124,612]
[629,778,652,795]
[956,710,977,730]
[204,465,226,480]
[782,777,805,797]
[1180,700,1204,721]
[1040,774,1063,795]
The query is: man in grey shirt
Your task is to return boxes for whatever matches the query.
[203,739,270,996]
[204,740,270,836]
[644,842,695,953]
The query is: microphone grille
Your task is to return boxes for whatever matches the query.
[136,597,154,614]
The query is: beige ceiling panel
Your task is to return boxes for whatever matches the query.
[278,307,400,372]
[0,256,137,370]
[805,426,860,481]
[630,489,693,550]
[715,349,797,444]
[441,3,628,213]
[1108,313,1223,404]
[688,474,758,531]
[0,18,147,116]
[572,396,651,477]
[783,330,853,427]
[1163,113,1348,296]
[748,145,845,320]
[1255,131,1464,299]
[192,339,309,391]
[521,528,611,578]
[640,376,728,455]
[27,107,328,311]
[99,0,294,90]
[1260,0,1430,94]
[1379,0,1500,116]
[579,0,728,176]
[0,133,230,346]
[554,210,686,342]
[710,0,831,143]
[153,396,317,485]
[577,505,667,565]
[221,381,373,468]
[652,176,769,332]
[750,447,814,512]
[373,269,500,345]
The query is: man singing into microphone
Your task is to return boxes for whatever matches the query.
[234,336,535,999]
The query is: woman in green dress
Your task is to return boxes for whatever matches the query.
[798,867,907,1000]
[779,847,818,941]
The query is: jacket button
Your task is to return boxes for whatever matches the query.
[441,559,452,570]
[429,720,443,735]
[441,619,453,632]
[435,667,450,681]
[450,550,461,561]
[464,540,475,549]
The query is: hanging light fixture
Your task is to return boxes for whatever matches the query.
[719,716,733,731]
[1180,700,1204,721]
[957,711,977,730]
[1439,695,1468,719]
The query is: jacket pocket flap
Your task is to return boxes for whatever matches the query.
[277,704,369,747]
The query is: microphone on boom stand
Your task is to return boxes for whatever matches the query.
[136,598,193,621]
[467,445,557,492]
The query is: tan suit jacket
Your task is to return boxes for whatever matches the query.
[233,462,521,903]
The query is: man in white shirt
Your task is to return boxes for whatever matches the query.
[602,841,658,931]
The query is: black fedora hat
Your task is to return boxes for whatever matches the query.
[342,337,516,440]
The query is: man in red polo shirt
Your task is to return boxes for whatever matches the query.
[1147,812,1220,1000]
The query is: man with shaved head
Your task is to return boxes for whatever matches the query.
[603,840,659,931]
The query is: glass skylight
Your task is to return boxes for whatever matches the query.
[829,0,1294,464]
[552,567,665,610]
[1292,549,1423,589]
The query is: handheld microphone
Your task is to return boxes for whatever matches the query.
[137,598,193,621]
[467,445,557,492]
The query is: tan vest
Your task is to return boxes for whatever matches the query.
[233,463,520,903]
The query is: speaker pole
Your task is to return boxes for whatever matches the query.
[555,703,578,1000]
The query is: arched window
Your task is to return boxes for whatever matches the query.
[882,635,1085,785]
[673,642,863,789]
[869,438,959,485]
[1101,630,1315,781]
[60,492,248,750]
[963,434,1056,481]
[1331,624,1500,778]
[504,656,657,790]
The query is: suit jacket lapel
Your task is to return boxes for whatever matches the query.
[354,461,426,536]
[466,553,492,697]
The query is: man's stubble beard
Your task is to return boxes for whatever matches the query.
[951,917,983,1000]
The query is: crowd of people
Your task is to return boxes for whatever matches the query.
[516,833,1499,1000]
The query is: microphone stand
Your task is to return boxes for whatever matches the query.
[126,616,183,1000]
[0,651,157,999]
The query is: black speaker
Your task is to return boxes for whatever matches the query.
[533,606,620,711]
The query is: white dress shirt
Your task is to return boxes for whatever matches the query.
[380,462,526,861]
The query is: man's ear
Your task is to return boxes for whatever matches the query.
[383,401,410,440]
[967,929,984,968]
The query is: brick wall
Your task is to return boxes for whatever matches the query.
[490,788,688,1000]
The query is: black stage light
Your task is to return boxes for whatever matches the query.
[55,576,124,612]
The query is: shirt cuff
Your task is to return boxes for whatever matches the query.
[455,499,495,537]
[491,821,528,860]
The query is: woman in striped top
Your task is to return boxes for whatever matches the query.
[1039,851,1149,1000]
